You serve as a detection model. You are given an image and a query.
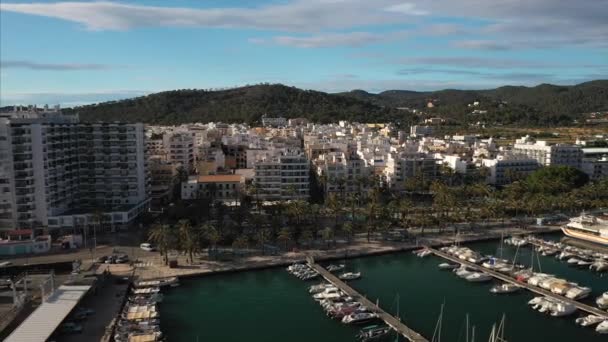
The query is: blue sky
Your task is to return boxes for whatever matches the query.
[1,0,607,106]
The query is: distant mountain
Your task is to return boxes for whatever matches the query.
[58,80,608,126]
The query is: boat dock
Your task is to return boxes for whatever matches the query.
[426,247,608,319]
[307,257,428,342]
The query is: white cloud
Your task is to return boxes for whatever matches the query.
[251,31,409,48]
[0,1,422,32]
[383,3,428,16]
[0,90,150,106]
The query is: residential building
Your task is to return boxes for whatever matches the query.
[254,149,309,201]
[164,132,195,172]
[410,125,434,137]
[384,153,439,189]
[481,154,539,186]
[181,174,244,202]
[513,136,582,169]
[0,106,149,232]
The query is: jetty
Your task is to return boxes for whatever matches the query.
[427,247,608,319]
[307,257,428,342]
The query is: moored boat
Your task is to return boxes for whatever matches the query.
[490,283,520,294]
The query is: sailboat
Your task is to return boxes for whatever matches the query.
[431,304,444,342]
[487,315,507,342]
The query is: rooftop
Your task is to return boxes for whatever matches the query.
[198,174,243,183]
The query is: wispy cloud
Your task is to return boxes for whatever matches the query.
[1,60,117,71]
[395,57,552,69]
[0,1,423,32]
[250,31,409,48]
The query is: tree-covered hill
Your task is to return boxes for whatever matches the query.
[20,80,607,126]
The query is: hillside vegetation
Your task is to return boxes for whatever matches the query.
[57,80,608,126]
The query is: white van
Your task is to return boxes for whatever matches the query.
[140,243,155,252]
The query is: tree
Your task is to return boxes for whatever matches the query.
[178,219,199,263]
[255,228,272,254]
[341,222,353,243]
[148,223,173,265]
[321,227,334,248]
[201,223,220,254]
[525,165,589,194]
[326,193,342,228]
[298,229,313,246]
[277,227,293,251]
[232,235,249,251]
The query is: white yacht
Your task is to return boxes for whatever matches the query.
[565,286,592,300]
[575,315,606,327]
[342,312,377,324]
[313,288,342,300]
[338,272,361,281]
[549,302,577,317]
[596,320,608,334]
[596,292,608,309]
[465,272,492,282]
[562,214,608,246]
[438,262,459,270]
[309,284,336,294]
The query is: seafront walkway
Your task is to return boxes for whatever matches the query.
[307,257,429,342]
[427,247,608,319]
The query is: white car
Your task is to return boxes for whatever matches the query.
[140,243,155,252]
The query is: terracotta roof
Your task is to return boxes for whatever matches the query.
[198,174,243,183]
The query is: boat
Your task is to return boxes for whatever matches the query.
[342,312,378,324]
[309,283,335,294]
[465,272,492,282]
[550,302,577,317]
[357,325,392,341]
[597,320,608,334]
[565,286,592,300]
[313,288,343,300]
[135,277,179,288]
[561,214,608,246]
[338,272,361,281]
[490,283,520,294]
[596,292,608,309]
[590,260,608,272]
[132,287,160,295]
[416,249,432,258]
[326,264,345,272]
[438,262,459,270]
[576,315,606,327]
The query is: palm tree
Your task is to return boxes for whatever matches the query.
[341,222,353,243]
[232,234,249,253]
[298,229,313,247]
[321,226,334,248]
[178,219,198,264]
[201,223,220,255]
[326,193,342,228]
[397,198,413,229]
[148,223,173,265]
[277,227,293,251]
[255,228,272,255]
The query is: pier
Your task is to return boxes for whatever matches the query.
[427,247,608,319]
[307,257,428,342]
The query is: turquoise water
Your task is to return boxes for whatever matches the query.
[161,237,607,341]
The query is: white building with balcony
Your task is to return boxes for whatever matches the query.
[513,136,582,169]
[253,149,309,201]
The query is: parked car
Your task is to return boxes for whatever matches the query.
[115,254,129,263]
[59,322,82,334]
[96,255,108,263]
[140,243,156,252]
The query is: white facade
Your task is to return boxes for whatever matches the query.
[164,132,195,172]
[0,107,149,231]
[316,152,370,194]
[482,155,539,186]
[254,149,309,200]
[513,136,582,169]
[410,125,433,137]
[384,153,439,189]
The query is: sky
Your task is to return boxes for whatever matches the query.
[0,0,607,106]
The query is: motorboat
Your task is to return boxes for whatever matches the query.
[309,283,335,294]
[566,257,582,266]
[575,315,605,327]
[590,261,608,272]
[596,292,608,309]
[527,273,553,287]
[342,312,378,324]
[527,297,544,306]
[339,272,361,281]
[465,272,492,282]
[596,320,608,334]
[132,287,160,295]
[357,325,392,341]
[134,277,179,288]
[549,282,575,296]
[438,262,459,270]
[565,286,592,300]
[490,283,520,294]
[557,251,575,260]
[313,288,342,300]
[326,264,345,272]
[416,249,432,258]
[550,302,577,317]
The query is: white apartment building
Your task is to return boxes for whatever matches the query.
[261,115,287,127]
[482,154,539,186]
[384,153,439,189]
[164,132,195,172]
[0,106,149,232]
[254,149,309,201]
[410,125,434,137]
[316,152,370,194]
[513,136,582,169]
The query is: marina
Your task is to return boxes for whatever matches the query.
[159,235,608,341]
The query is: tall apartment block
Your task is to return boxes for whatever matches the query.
[253,149,309,201]
[0,106,149,233]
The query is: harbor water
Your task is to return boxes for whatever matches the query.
[160,236,607,341]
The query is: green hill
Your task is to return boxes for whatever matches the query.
[56,80,608,126]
